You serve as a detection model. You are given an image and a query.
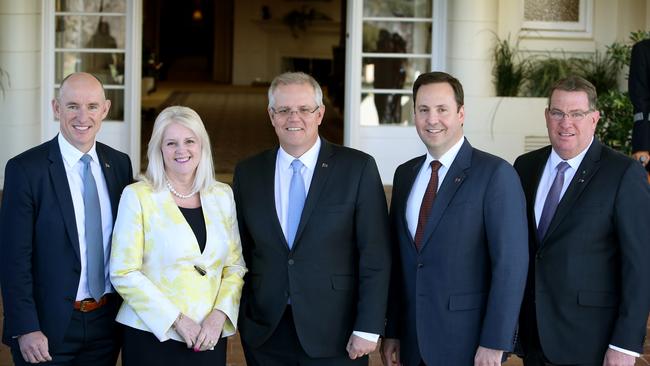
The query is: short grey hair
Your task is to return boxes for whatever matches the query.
[267,72,323,109]
[143,106,216,192]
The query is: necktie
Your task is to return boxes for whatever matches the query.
[414,160,442,251]
[80,154,105,301]
[287,159,306,249]
[537,161,570,240]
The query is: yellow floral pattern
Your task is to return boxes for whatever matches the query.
[110,181,247,342]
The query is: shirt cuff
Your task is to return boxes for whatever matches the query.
[608,344,640,357]
[353,331,379,343]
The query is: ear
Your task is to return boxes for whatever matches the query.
[591,109,600,127]
[268,108,276,126]
[52,99,60,119]
[315,105,325,126]
[100,99,112,120]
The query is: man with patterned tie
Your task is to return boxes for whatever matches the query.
[233,72,391,365]
[514,76,650,366]
[0,72,132,365]
[381,71,529,366]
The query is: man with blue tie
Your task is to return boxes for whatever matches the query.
[514,76,650,366]
[233,72,391,365]
[0,72,132,364]
[381,71,529,366]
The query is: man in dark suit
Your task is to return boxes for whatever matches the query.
[629,38,650,172]
[381,71,529,366]
[0,72,133,365]
[515,76,650,366]
[233,72,391,365]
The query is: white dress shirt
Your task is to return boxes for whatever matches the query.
[273,138,379,343]
[406,136,465,239]
[58,134,114,301]
[533,138,638,357]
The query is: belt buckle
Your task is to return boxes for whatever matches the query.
[79,299,93,312]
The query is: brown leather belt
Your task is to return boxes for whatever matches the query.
[73,295,111,312]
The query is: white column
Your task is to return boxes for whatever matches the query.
[446,0,498,97]
[0,0,42,186]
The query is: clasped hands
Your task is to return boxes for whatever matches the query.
[173,309,226,352]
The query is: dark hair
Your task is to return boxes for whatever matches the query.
[548,75,597,110]
[412,71,464,110]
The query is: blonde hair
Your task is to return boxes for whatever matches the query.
[143,106,216,192]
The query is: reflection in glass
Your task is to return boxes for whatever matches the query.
[56,0,126,13]
[362,57,429,90]
[361,93,414,125]
[363,22,431,54]
[524,0,579,22]
[53,87,124,121]
[363,0,432,18]
[55,51,125,85]
[56,15,125,49]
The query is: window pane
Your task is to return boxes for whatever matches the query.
[55,51,125,85]
[363,21,431,54]
[363,0,432,18]
[53,88,124,121]
[56,15,125,49]
[361,93,414,125]
[362,57,430,90]
[56,0,126,13]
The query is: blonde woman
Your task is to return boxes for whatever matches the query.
[110,106,246,366]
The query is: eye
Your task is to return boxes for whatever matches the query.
[437,107,448,114]
[88,104,99,111]
[166,141,176,147]
[277,108,290,115]
[186,139,195,144]
[66,105,78,110]
[299,108,311,114]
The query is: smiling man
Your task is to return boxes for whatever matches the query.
[233,72,391,365]
[0,72,133,365]
[381,71,529,366]
[514,76,650,366]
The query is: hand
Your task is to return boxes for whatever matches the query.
[380,338,401,365]
[173,313,201,349]
[603,348,636,366]
[346,334,377,360]
[474,346,503,366]
[17,331,52,363]
[632,151,649,167]
[194,309,226,352]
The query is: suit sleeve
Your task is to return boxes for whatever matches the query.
[352,157,392,335]
[211,186,247,337]
[385,168,403,339]
[0,159,41,339]
[609,161,650,352]
[479,162,529,351]
[629,40,650,152]
[109,186,182,340]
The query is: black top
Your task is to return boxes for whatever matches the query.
[178,206,206,253]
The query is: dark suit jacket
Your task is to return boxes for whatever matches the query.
[385,139,529,366]
[630,39,650,155]
[0,136,132,351]
[233,139,391,358]
[514,140,650,364]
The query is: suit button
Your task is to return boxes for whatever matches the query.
[417,263,423,268]
[288,259,295,265]
[73,267,81,274]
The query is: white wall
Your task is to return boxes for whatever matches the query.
[0,0,42,187]
[232,0,341,85]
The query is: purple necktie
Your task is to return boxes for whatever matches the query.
[537,161,570,240]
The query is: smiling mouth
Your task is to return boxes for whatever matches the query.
[286,127,303,131]
[73,125,92,131]
[175,157,191,163]
[559,132,575,137]
[425,128,445,134]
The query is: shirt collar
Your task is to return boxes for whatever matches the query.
[424,135,465,169]
[278,137,321,172]
[549,137,593,171]
[58,133,99,168]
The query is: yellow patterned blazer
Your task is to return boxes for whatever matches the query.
[110,180,247,342]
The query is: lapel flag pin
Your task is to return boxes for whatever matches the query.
[104,162,110,168]
[454,177,462,183]
[321,162,328,168]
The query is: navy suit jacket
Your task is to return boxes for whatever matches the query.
[514,140,650,364]
[0,136,132,351]
[386,139,529,366]
[233,139,391,358]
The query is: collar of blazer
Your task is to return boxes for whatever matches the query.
[412,138,471,251]
[537,139,602,245]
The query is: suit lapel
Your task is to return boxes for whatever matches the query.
[96,143,119,219]
[400,156,426,250]
[48,137,81,261]
[523,147,550,248]
[419,140,471,250]
[261,148,290,251]
[292,140,335,251]
[541,141,601,244]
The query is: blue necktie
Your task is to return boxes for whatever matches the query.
[537,161,570,240]
[80,154,105,301]
[287,159,306,249]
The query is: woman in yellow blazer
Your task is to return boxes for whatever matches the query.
[110,106,246,366]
